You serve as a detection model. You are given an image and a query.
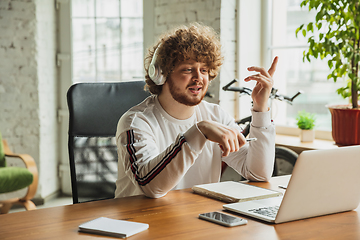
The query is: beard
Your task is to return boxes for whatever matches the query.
[167,79,207,106]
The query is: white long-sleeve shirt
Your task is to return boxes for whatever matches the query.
[115,95,275,198]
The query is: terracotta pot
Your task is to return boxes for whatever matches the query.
[327,105,360,146]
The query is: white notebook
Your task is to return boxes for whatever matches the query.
[79,217,149,238]
[192,181,282,203]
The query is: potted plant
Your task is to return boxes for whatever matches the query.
[296,0,360,145]
[296,110,316,142]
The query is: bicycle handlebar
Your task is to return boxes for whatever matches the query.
[222,79,237,90]
[222,80,252,96]
[223,79,303,105]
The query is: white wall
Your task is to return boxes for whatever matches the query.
[0,0,58,200]
[219,0,237,116]
[237,0,263,119]
[36,0,58,199]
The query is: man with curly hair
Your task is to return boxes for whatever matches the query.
[115,23,278,198]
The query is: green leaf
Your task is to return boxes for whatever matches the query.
[307,22,313,32]
[335,60,341,70]
[302,29,307,37]
[296,110,316,130]
[318,22,322,30]
[333,75,338,82]
[349,73,355,80]
[314,49,319,58]
[338,41,344,50]
[316,11,322,22]
[296,24,305,37]
[339,65,347,77]
[354,53,360,66]
[345,51,354,59]
[302,50,307,62]
[328,60,333,69]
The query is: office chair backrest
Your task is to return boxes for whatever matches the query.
[67,81,150,203]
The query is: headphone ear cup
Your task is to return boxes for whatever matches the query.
[149,65,165,85]
[148,43,165,85]
[148,63,157,81]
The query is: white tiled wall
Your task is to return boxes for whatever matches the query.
[0,0,58,199]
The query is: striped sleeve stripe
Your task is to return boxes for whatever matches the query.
[126,130,187,186]
[126,130,139,174]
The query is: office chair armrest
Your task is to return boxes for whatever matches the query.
[2,140,39,201]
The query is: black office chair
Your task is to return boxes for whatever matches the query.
[66,81,151,204]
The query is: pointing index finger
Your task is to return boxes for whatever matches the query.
[268,56,279,77]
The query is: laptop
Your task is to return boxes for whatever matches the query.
[223,145,360,224]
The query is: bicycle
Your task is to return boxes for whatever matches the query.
[222,79,303,177]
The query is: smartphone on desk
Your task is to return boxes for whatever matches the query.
[199,211,247,227]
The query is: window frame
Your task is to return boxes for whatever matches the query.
[265,0,334,140]
[57,0,146,195]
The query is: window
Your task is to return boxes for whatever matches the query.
[269,0,347,131]
[57,0,143,195]
[71,0,143,83]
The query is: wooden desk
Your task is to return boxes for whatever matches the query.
[1,176,359,240]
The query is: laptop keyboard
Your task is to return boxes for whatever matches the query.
[249,206,279,218]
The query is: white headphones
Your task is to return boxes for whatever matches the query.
[148,43,165,85]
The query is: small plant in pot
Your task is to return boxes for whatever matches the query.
[296,0,360,145]
[296,110,316,142]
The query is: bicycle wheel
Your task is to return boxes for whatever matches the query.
[272,146,298,176]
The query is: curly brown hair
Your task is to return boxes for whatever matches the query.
[144,23,224,95]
